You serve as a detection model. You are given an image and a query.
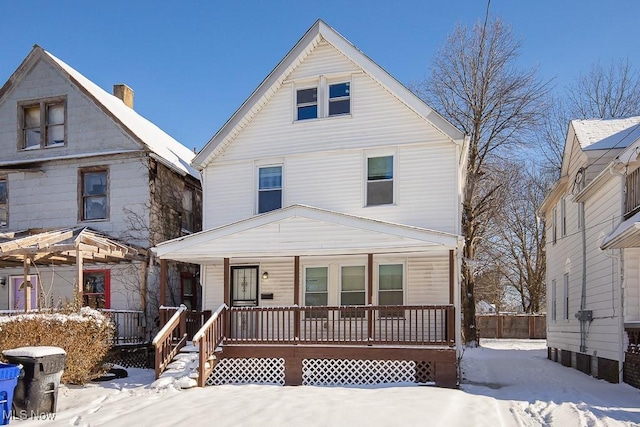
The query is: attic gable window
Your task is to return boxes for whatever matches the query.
[296,88,318,120]
[19,97,66,149]
[328,82,350,116]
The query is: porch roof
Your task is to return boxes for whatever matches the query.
[154,205,462,262]
[0,227,147,268]
[601,210,640,250]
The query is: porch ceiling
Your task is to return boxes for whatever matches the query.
[154,204,462,262]
[601,211,640,249]
[0,227,147,268]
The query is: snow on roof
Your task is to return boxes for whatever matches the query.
[573,116,640,150]
[44,51,199,180]
[3,346,66,358]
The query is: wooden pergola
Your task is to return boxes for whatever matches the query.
[0,227,147,311]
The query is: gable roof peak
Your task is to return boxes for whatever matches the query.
[193,20,465,169]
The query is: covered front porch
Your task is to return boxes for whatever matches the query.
[153,205,462,387]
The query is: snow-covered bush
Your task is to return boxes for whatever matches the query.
[0,307,114,384]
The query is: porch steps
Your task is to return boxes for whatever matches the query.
[152,342,222,390]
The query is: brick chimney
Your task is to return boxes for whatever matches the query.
[113,84,134,108]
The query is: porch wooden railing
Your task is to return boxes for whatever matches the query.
[152,305,188,379]
[98,309,145,345]
[192,304,227,387]
[226,304,455,346]
[159,307,212,341]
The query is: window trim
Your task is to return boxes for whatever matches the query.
[79,167,110,222]
[365,152,396,207]
[339,264,367,308]
[327,81,351,117]
[256,164,283,214]
[0,177,7,228]
[563,272,569,321]
[295,85,319,121]
[551,206,557,244]
[18,96,67,150]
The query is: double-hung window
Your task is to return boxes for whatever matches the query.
[305,267,328,318]
[551,279,557,322]
[328,82,350,116]
[81,169,108,221]
[563,273,569,321]
[20,98,66,149]
[296,88,318,120]
[258,166,282,213]
[379,264,404,317]
[367,156,394,206]
[0,178,6,227]
[182,187,194,233]
[341,265,366,318]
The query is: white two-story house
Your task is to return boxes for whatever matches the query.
[154,20,468,387]
[541,117,640,388]
[0,46,202,342]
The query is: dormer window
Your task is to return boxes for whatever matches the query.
[19,97,66,149]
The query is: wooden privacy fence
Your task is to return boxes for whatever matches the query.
[476,314,546,339]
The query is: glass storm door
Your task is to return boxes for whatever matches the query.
[12,275,38,310]
[231,266,258,307]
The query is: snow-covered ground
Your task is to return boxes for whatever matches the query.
[11,339,640,426]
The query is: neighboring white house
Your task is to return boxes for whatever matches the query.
[0,47,202,340]
[540,116,640,387]
[155,20,468,387]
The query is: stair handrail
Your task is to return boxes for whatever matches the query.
[193,303,227,387]
[152,304,188,379]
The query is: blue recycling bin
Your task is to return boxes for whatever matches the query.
[0,364,20,425]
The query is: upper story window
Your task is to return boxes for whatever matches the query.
[81,169,108,221]
[328,82,350,116]
[296,88,318,120]
[560,198,566,237]
[295,77,351,121]
[0,178,7,227]
[258,165,282,213]
[366,155,394,206]
[19,98,66,149]
[625,167,640,218]
[551,206,557,244]
[182,187,194,233]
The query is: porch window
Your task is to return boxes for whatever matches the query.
[258,166,282,213]
[0,178,6,227]
[304,267,328,318]
[328,82,350,116]
[83,270,110,309]
[81,169,108,221]
[367,156,394,206]
[20,98,66,149]
[341,265,366,318]
[379,264,404,317]
[296,87,318,120]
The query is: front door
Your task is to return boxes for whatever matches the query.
[231,266,259,307]
[230,266,259,339]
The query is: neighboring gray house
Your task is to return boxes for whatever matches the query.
[540,117,640,388]
[0,47,202,336]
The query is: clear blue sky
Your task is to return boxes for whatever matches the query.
[2,0,639,151]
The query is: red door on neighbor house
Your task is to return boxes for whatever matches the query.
[11,275,38,310]
[83,270,110,309]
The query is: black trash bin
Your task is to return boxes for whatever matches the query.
[2,347,66,416]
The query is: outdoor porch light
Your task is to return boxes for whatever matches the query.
[262,271,268,280]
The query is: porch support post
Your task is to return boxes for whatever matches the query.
[160,259,167,306]
[367,253,373,341]
[223,258,230,307]
[294,256,300,339]
[449,250,454,305]
[23,257,31,312]
[76,246,83,307]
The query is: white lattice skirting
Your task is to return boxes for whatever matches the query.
[302,359,433,386]
[207,358,285,386]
